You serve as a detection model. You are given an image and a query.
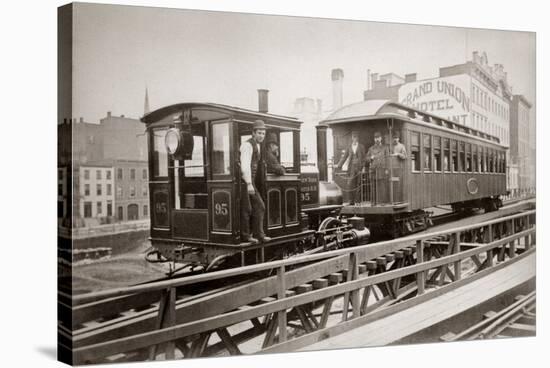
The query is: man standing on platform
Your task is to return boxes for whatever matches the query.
[366,131,389,203]
[337,130,366,205]
[391,132,407,160]
[240,120,271,244]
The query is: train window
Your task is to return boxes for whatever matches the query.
[280,131,295,170]
[152,128,169,178]
[423,134,431,171]
[411,132,420,172]
[502,152,506,173]
[466,143,472,172]
[443,138,450,171]
[280,131,292,160]
[488,149,494,173]
[451,140,458,172]
[473,145,478,172]
[479,147,485,172]
[459,141,465,172]
[433,136,441,172]
[212,123,231,175]
[184,135,206,177]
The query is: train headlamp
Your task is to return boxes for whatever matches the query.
[165,128,181,155]
[165,111,195,160]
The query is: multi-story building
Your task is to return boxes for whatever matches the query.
[510,95,535,195]
[58,110,150,227]
[364,51,534,194]
[78,163,115,227]
[113,160,149,222]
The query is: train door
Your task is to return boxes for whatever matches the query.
[237,123,302,239]
[208,120,240,244]
[170,122,209,241]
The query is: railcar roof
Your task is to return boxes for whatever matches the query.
[141,102,301,128]
[321,100,504,147]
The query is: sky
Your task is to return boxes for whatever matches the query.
[69,2,536,125]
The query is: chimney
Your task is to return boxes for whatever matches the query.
[331,68,344,110]
[316,99,323,115]
[258,89,269,113]
[79,117,83,123]
[107,111,111,117]
[405,73,417,83]
[121,114,125,118]
[366,69,371,90]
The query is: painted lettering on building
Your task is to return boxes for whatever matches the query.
[398,75,471,124]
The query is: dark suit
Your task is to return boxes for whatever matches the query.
[266,150,285,175]
[337,143,366,203]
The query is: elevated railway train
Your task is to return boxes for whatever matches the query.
[141,98,507,271]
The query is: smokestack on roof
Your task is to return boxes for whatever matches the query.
[258,89,269,113]
[331,68,344,111]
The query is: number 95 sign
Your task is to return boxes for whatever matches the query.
[212,190,231,232]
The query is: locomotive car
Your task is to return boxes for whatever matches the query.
[318,99,507,237]
[141,101,366,271]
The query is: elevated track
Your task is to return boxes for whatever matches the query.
[58,202,535,364]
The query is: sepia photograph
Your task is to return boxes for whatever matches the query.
[1,1,543,367]
[53,1,542,366]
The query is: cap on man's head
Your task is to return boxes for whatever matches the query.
[374,131,382,138]
[266,132,278,145]
[252,119,266,131]
[351,130,360,137]
[392,132,400,139]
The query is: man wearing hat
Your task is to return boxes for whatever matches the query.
[366,131,390,204]
[239,120,271,244]
[366,131,389,169]
[266,132,286,176]
[391,132,407,160]
[336,130,366,205]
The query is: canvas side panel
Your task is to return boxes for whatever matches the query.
[58,2,74,366]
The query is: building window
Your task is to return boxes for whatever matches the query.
[58,201,64,218]
[97,184,102,196]
[107,201,113,217]
[116,185,123,198]
[84,202,92,218]
[107,184,112,196]
[97,201,102,215]
[117,168,123,180]
[143,205,148,217]
[423,134,431,171]
[84,184,90,196]
[106,170,111,180]
[118,206,124,221]
[433,136,441,172]
[130,185,136,197]
[58,170,63,180]
[130,169,136,180]
[142,184,148,196]
[411,132,420,172]
[142,169,147,179]
[84,169,90,180]
[96,170,101,180]
[58,183,63,196]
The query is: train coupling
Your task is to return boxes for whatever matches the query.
[174,245,203,262]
